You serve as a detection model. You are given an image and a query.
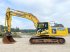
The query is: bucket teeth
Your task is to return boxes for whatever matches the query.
[2,32,16,44]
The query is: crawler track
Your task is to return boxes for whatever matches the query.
[30,36,65,44]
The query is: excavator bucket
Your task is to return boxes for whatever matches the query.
[2,32,16,44]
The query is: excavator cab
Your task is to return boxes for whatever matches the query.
[37,22,48,33]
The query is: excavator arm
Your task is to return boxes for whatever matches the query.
[3,8,39,44]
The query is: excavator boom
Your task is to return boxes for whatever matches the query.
[5,8,39,32]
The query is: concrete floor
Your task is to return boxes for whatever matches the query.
[0,35,70,52]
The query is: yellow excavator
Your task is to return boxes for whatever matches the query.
[3,8,68,44]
